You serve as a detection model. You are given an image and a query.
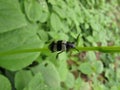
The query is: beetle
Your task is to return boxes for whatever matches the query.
[49,34,80,58]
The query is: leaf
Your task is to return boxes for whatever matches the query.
[0,0,27,33]
[50,12,63,31]
[57,33,69,41]
[39,11,49,23]
[53,6,66,18]
[23,72,50,90]
[86,36,94,43]
[79,62,93,75]
[37,29,48,42]
[38,0,49,23]
[74,77,82,90]
[0,23,41,71]
[67,8,79,27]
[24,0,42,22]
[84,23,89,29]
[110,86,118,90]
[48,31,69,40]
[0,74,11,90]
[98,30,107,45]
[80,82,91,90]
[65,72,75,88]
[15,70,33,90]
[39,61,61,90]
[92,61,104,74]
[86,51,96,61]
[58,58,68,81]
[61,22,69,33]
[93,83,108,90]
[48,0,56,5]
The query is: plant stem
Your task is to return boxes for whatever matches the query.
[77,46,120,52]
[0,48,49,56]
[0,46,120,56]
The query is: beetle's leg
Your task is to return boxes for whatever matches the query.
[56,51,63,59]
[74,48,79,52]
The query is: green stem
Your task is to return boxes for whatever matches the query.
[0,48,49,56]
[0,46,120,56]
[77,46,120,52]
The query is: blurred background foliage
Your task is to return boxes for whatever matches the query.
[0,0,120,90]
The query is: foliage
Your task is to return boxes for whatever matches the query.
[0,0,120,90]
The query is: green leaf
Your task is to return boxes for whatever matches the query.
[92,61,104,74]
[48,31,69,40]
[39,11,49,23]
[38,0,49,23]
[15,70,33,90]
[0,74,11,90]
[79,62,93,75]
[23,72,49,90]
[74,77,82,90]
[48,0,56,5]
[0,0,27,33]
[58,58,68,81]
[84,23,89,29]
[58,33,69,41]
[80,82,91,90]
[61,22,69,33]
[65,72,75,88]
[93,83,108,90]
[53,6,66,18]
[37,29,48,42]
[110,86,118,90]
[30,61,61,89]
[86,36,94,43]
[50,13,62,31]
[39,61,61,90]
[86,51,96,61]
[67,8,79,27]
[24,0,42,22]
[0,23,41,71]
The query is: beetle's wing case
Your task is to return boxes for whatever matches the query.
[49,41,56,52]
[56,40,67,51]
[53,43,57,52]
[49,40,66,52]
[61,40,67,51]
